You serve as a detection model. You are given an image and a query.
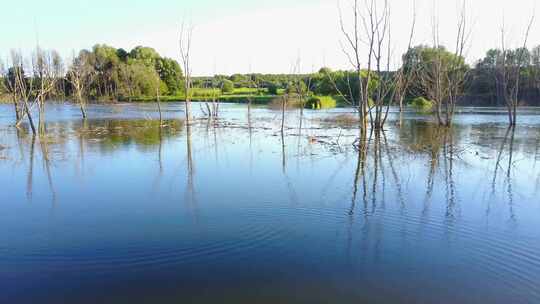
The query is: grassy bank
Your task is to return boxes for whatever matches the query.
[123,94,276,104]
[115,87,348,109]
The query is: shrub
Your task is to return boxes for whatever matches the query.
[221,80,234,94]
[267,82,279,95]
[410,97,434,112]
[305,96,337,109]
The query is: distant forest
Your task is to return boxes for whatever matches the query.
[1,43,540,106]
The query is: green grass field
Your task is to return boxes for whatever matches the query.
[121,87,343,109]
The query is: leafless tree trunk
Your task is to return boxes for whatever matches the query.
[393,1,417,125]
[203,78,221,121]
[445,2,472,127]
[338,0,416,131]
[419,1,471,127]
[67,51,94,119]
[370,0,392,130]
[32,47,63,133]
[180,22,194,124]
[497,15,535,126]
[11,50,37,134]
[338,0,371,133]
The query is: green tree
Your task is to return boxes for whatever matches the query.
[221,79,234,93]
[267,82,279,95]
[402,45,468,100]
[129,46,160,67]
[156,58,183,95]
[91,44,121,98]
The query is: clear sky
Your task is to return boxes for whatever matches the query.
[0,0,538,75]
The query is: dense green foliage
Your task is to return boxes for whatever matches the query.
[400,45,540,106]
[310,68,379,101]
[402,45,468,99]
[466,46,540,105]
[69,45,183,100]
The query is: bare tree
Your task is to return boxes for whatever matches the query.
[445,2,472,126]
[497,15,535,126]
[11,50,37,134]
[32,47,63,132]
[179,21,194,124]
[201,76,221,121]
[67,51,95,119]
[369,0,393,130]
[394,1,417,117]
[419,1,471,127]
[338,0,373,133]
[337,0,416,131]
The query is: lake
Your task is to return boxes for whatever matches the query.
[1,103,539,304]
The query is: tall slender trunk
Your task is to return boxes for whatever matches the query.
[156,86,162,126]
[13,98,21,121]
[79,94,88,119]
[23,100,37,135]
[436,100,443,126]
[281,95,287,134]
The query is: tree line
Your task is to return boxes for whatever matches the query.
[2,45,539,108]
[0,0,538,132]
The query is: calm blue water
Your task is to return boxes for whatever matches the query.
[0,103,539,303]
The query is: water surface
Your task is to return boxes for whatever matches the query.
[1,103,539,304]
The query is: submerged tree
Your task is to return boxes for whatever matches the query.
[413,2,471,127]
[394,1,417,117]
[10,50,37,134]
[33,47,64,132]
[337,0,371,133]
[337,0,416,131]
[496,16,535,126]
[67,51,95,118]
[179,22,194,124]
[411,45,469,126]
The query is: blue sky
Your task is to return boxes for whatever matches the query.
[1,0,538,75]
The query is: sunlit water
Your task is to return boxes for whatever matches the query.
[1,103,539,304]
